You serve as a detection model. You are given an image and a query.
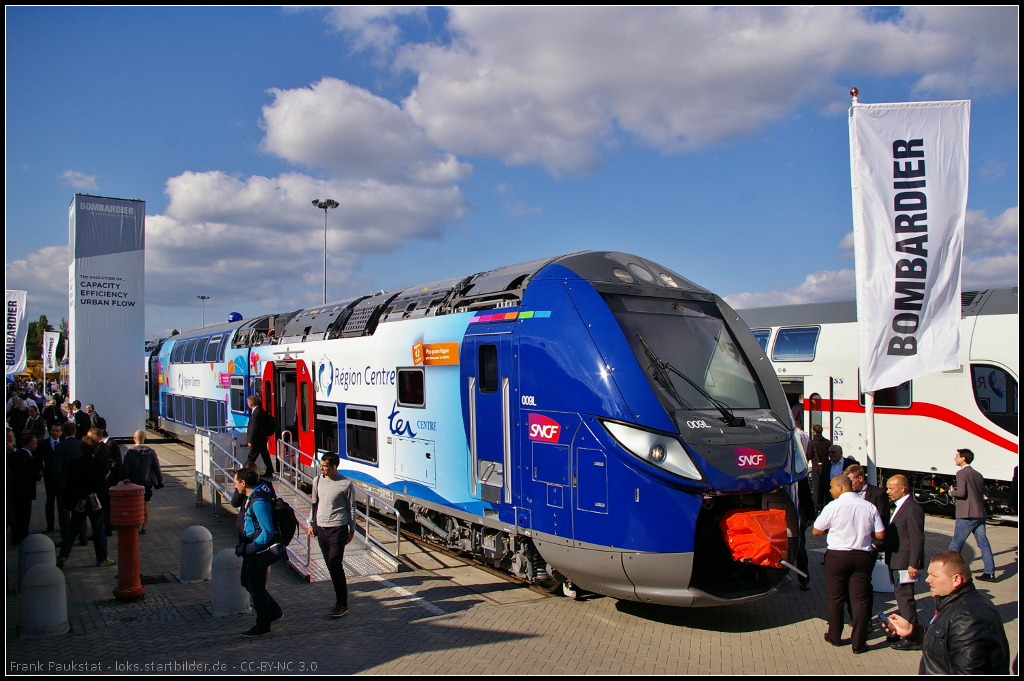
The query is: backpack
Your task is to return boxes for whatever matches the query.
[247,490,298,548]
[96,415,107,431]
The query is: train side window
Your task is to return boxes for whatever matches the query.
[772,326,820,362]
[183,338,198,363]
[218,400,227,427]
[183,396,195,426]
[859,374,912,408]
[299,381,312,433]
[230,376,246,413]
[193,337,209,365]
[207,399,219,430]
[315,403,339,456]
[971,364,1018,435]
[345,406,378,465]
[165,393,175,421]
[479,344,498,393]
[397,367,425,408]
[218,335,229,362]
[195,398,207,428]
[174,394,183,423]
[809,393,822,431]
[205,334,222,363]
[171,340,186,364]
[751,329,771,353]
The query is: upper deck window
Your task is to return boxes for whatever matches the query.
[772,326,820,362]
[751,329,770,353]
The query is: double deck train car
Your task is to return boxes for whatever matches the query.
[739,288,1018,516]
[147,251,806,606]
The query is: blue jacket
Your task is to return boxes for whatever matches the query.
[243,482,276,550]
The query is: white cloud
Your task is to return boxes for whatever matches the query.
[61,170,97,190]
[261,77,470,183]
[146,169,469,308]
[4,245,71,323]
[389,6,1017,175]
[319,6,425,54]
[726,269,857,309]
[728,206,1018,308]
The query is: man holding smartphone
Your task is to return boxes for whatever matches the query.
[883,551,1009,674]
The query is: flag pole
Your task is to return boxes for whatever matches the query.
[850,85,877,486]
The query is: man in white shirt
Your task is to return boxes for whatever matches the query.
[813,475,885,654]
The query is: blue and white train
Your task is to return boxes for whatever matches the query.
[145,252,806,606]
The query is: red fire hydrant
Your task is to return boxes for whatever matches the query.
[109,481,146,599]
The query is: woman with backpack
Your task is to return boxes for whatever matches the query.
[122,430,163,534]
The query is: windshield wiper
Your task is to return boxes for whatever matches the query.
[637,334,746,428]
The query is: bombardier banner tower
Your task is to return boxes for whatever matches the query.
[68,193,145,438]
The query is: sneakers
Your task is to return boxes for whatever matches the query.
[139,527,147,534]
[56,558,66,569]
[241,625,271,637]
[97,559,116,567]
[976,573,996,582]
[330,605,349,618]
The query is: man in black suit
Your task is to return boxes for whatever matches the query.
[806,425,832,511]
[7,435,40,544]
[36,423,64,532]
[845,464,891,534]
[70,400,91,439]
[817,444,855,511]
[884,474,925,650]
[245,396,275,476]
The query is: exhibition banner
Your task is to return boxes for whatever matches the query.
[849,101,969,393]
[69,194,146,437]
[5,290,28,377]
[42,331,61,374]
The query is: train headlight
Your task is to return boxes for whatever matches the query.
[601,420,703,481]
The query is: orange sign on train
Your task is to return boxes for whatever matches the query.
[412,341,459,366]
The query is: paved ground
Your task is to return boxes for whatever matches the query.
[7,436,1018,675]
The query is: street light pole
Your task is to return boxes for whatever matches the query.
[197,295,210,327]
[311,198,339,304]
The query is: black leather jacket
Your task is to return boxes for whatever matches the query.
[911,582,1009,674]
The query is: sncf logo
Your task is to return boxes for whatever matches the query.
[527,413,561,443]
[735,447,766,469]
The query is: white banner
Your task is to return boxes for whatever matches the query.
[42,331,61,374]
[849,100,969,393]
[6,290,28,377]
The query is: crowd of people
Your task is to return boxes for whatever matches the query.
[798,409,1009,674]
[6,381,164,569]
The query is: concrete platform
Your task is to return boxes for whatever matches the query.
[6,435,1018,674]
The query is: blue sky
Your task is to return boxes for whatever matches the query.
[6,7,1018,337]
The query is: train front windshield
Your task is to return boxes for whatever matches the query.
[604,294,769,411]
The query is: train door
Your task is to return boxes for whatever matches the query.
[148,350,162,420]
[463,333,514,505]
[778,377,805,428]
[295,360,315,468]
[571,421,610,546]
[261,361,277,455]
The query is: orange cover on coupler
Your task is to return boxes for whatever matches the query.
[719,508,788,569]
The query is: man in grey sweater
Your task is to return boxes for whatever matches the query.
[308,452,356,617]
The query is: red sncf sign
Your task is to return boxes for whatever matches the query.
[527,413,561,443]
[735,447,766,469]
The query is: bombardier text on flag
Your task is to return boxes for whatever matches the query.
[5,290,28,377]
[42,331,61,374]
[849,101,969,393]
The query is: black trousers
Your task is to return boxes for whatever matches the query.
[56,497,88,541]
[241,551,282,629]
[890,568,918,626]
[824,549,873,649]
[316,526,349,607]
[246,440,274,474]
[43,476,58,530]
[9,498,33,545]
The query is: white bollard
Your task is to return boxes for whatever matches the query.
[179,525,214,583]
[19,534,56,593]
[210,548,251,617]
[21,564,69,637]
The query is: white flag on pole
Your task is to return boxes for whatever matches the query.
[5,290,29,377]
[849,100,969,393]
[43,331,61,374]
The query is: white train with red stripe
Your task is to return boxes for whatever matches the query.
[739,288,1018,515]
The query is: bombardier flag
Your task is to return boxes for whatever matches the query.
[43,331,61,374]
[5,290,28,377]
[849,100,970,392]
